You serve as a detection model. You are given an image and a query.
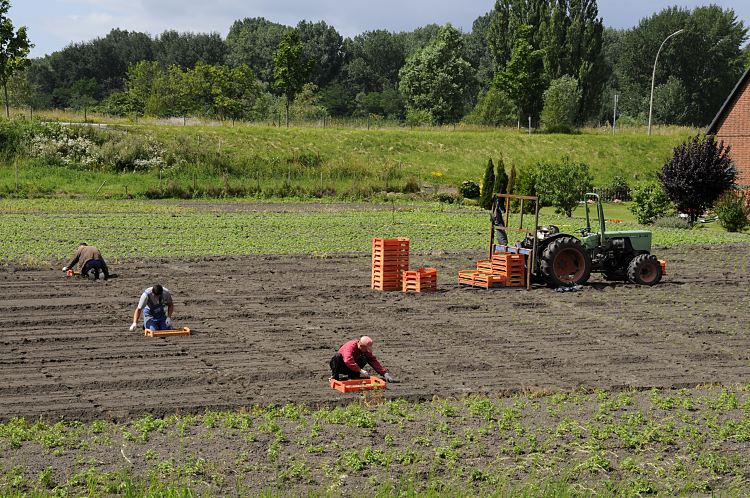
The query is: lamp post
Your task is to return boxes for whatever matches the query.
[648,29,684,136]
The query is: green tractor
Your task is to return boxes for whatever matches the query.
[499,193,663,287]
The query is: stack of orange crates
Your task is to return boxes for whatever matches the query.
[490,252,526,287]
[458,269,504,288]
[372,237,410,291]
[402,267,438,293]
[458,252,526,289]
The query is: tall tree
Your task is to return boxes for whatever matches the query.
[345,30,406,93]
[396,24,442,58]
[480,158,496,210]
[296,20,344,87]
[0,0,31,117]
[493,24,546,122]
[485,0,605,123]
[613,5,747,125]
[398,24,474,124]
[226,17,289,85]
[465,12,495,92]
[273,29,311,127]
[155,30,227,69]
[26,28,154,108]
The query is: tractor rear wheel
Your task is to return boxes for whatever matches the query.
[539,236,592,287]
[627,254,662,286]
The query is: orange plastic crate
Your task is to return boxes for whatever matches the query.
[402,267,438,293]
[372,237,410,291]
[144,327,191,338]
[458,270,505,289]
[329,376,387,393]
[372,237,409,246]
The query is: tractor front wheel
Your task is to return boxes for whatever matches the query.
[627,254,662,286]
[539,236,592,287]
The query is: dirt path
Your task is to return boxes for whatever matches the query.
[1,244,749,422]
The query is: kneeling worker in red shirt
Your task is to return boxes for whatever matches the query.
[329,336,396,383]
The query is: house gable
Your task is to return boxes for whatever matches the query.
[707,67,750,188]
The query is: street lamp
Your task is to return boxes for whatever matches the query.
[648,29,684,136]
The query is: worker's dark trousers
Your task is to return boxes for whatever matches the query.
[82,259,109,280]
[329,353,366,380]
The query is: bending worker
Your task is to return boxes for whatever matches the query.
[329,336,396,383]
[62,243,109,280]
[129,284,174,332]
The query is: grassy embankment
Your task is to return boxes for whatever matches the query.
[0,119,692,199]
[1,386,749,496]
[0,199,747,267]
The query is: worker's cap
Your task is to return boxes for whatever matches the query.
[358,336,373,351]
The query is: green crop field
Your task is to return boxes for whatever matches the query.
[0,199,747,266]
[0,121,693,199]
[1,386,749,496]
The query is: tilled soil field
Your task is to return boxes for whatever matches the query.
[1,244,749,422]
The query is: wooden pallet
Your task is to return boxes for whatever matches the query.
[144,327,191,338]
[329,376,387,393]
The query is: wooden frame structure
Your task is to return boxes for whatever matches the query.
[488,193,540,291]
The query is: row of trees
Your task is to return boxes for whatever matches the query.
[2,1,749,127]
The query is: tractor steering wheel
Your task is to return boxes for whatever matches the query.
[578,227,591,236]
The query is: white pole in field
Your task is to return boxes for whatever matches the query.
[613,94,618,135]
[648,29,684,136]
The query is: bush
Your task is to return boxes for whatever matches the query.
[535,158,593,217]
[0,118,36,158]
[629,183,674,225]
[402,176,421,193]
[459,180,480,199]
[604,175,631,201]
[29,124,99,169]
[510,165,537,213]
[540,75,581,133]
[464,87,517,126]
[652,215,692,229]
[405,108,434,127]
[479,158,496,210]
[97,134,166,172]
[436,192,459,204]
[96,92,143,117]
[659,134,736,222]
[714,191,750,232]
[494,157,509,195]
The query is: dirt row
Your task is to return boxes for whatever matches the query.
[1,244,749,422]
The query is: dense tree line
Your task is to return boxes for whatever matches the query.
[4,1,748,127]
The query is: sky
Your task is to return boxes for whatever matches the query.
[8,0,750,58]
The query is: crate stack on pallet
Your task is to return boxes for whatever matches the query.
[458,252,526,289]
[402,267,438,293]
[371,237,410,291]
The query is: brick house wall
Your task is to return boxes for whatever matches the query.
[709,70,750,189]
